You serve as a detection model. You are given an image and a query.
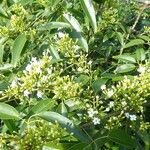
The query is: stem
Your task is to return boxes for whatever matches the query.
[145,143,149,150]
[119,4,146,55]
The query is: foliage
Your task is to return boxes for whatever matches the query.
[0,0,150,149]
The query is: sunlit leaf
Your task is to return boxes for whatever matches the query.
[11,34,27,67]
[124,39,145,49]
[0,103,20,120]
[38,111,90,142]
[80,0,97,32]
[115,64,136,73]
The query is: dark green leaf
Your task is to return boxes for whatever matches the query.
[38,111,90,142]
[109,129,136,148]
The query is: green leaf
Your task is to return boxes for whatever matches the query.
[116,32,124,46]
[123,39,145,49]
[0,44,4,64]
[0,103,20,120]
[135,48,145,61]
[115,64,136,73]
[71,30,88,52]
[43,142,90,150]
[109,129,136,148]
[63,13,82,32]
[49,45,60,59]
[0,37,7,64]
[80,0,97,32]
[38,111,90,142]
[0,63,13,72]
[57,101,68,117]
[92,78,108,93]
[64,13,88,52]
[3,120,17,133]
[28,99,55,117]
[11,34,27,67]
[139,35,150,42]
[39,22,71,30]
[113,55,136,63]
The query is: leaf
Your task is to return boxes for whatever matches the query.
[109,129,136,148]
[3,120,17,133]
[0,103,20,120]
[139,35,150,42]
[64,13,88,52]
[0,63,13,72]
[39,22,71,30]
[0,6,8,19]
[0,44,4,64]
[43,142,90,150]
[113,55,136,63]
[80,0,97,32]
[57,101,68,117]
[0,37,7,64]
[63,13,82,32]
[115,64,136,73]
[38,111,90,142]
[71,30,88,52]
[123,39,145,49]
[49,45,60,59]
[92,78,108,93]
[28,99,55,117]
[116,32,124,46]
[11,34,27,67]
[135,48,145,61]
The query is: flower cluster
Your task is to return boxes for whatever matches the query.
[102,65,150,130]
[87,108,100,125]
[0,120,68,150]
[4,48,82,103]
[5,51,53,102]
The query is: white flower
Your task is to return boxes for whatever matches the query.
[125,112,130,118]
[93,117,100,125]
[47,68,52,74]
[87,108,98,118]
[35,67,42,74]
[129,114,137,121]
[24,90,30,97]
[58,32,65,38]
[37,91,43,98]
[73,45,80,50]
[137,66,146,74]
[26,64,32,72]
[101,84,106,90]
[77,67,83,72]
[106,89,114,98]
[121,101,127,107]
[42,75,48,82]
[10,79,18,88]
[42,49,49,56]
[88,60,92,65]
[109,101,114,108]
[31,57,37,63]
[105,107,110,112]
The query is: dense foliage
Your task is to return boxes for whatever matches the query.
[0,0,150,149]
